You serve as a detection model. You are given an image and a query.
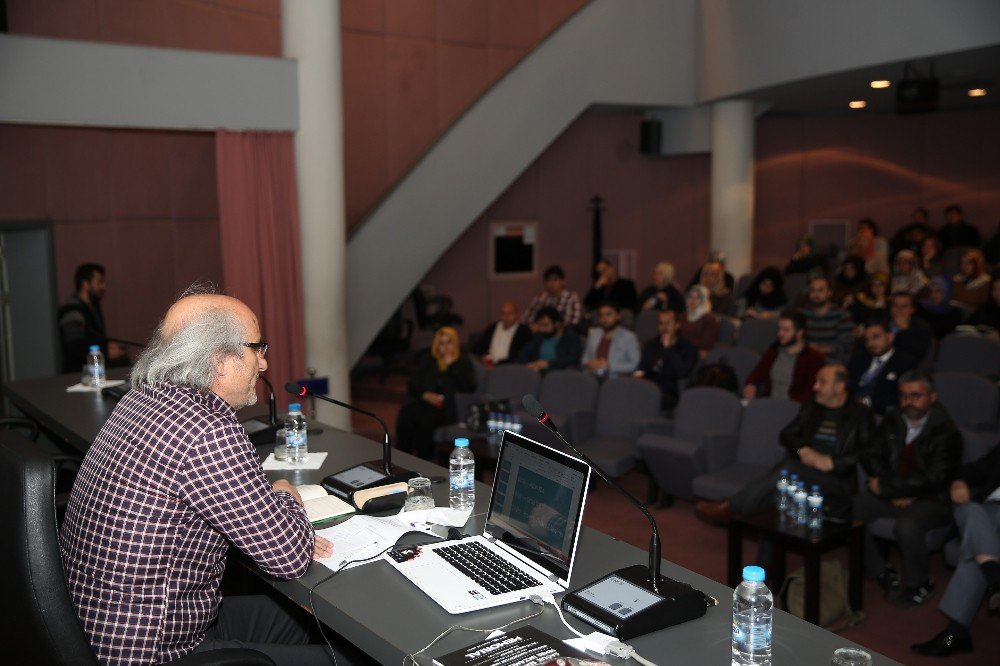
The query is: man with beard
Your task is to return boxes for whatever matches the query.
[633,309,697,410]
[57,263,128,372]
[743,308,826,404]
[59,286,341,665]
[519,306,583,372]
[855,370,963,608]
[581,301,640,378]
[802,275,855,362]
[847,313,918,415]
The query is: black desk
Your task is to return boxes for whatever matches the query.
[3,374,900,664]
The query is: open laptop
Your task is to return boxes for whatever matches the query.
[386,430,591,614]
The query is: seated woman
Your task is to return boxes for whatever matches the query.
[847,273,889,325]
[917,277,964,340]
[679,285,718,358]
[890,249,929,296]
[920,235,944,279]
[952,248,991,310]
[832,255,868,306]
[395,326,476,460]
[739,266,787,319]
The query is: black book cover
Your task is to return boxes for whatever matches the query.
[432,625,588,666]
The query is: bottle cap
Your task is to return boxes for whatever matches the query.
[812,485,820,492]
[288,403,301,412]
[780,468,788,474]
[89,345,100,351]
[743,565,765,582]
[455,437,470,448]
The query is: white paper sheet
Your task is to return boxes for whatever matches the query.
[66,379,126,393]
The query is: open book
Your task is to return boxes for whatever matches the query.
[296,485,356,524]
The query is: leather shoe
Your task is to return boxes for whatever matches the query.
[910,629,972,657]
[695,499,732,526]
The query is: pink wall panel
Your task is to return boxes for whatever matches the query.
[11,0,101,41]
[438,0,489,44]
[537,0,587,32]
[113,219,178,342]
[487,45,527,80]
[437,43,491,128]
[385,36,439,181]
[215,0,279,15]
[169,133,218,219]
[342,32,389,226]
[220,9,281,56]
[386,0,437,39]
[173,219,225,290]
[98,0,166,46]
[44,127,112,221]
[163,0,225,53]
[0,125,48,219]
[341,0,385,32]
[109,131,172,219]
[52,220,120,306]
[489,0,539,48]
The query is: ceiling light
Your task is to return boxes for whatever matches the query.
[968,88,987,97]
[848,100,867,109]
[870,80,891,89]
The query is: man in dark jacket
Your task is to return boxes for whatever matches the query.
[471,301,532,366]
[912,442,1000,656]
[743,308,826,404]
[633,309,697,410]
[847,313,917,415]
[518,307,583,373]
[855,370,963,608]
[696,363,875,524]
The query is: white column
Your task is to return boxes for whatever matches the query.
[710,100,756,279]
[282,0,349,428]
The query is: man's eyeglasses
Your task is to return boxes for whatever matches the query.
[243,341,269,357]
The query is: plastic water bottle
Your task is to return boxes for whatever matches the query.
[486,412,498,446]
[85,345,106,387]
[793,487,808,526]
[449,437,475,511]
[786,474,800,518]
[512,414,523,435]
[284,403,308,464]
[732,565,773,665]
[807,485,824,530]
[775,469,789,514]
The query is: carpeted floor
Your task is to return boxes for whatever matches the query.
[349,373,996,665]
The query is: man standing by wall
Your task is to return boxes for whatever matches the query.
[57,263,127,373]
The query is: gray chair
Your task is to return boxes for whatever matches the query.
[717,316,738,346]
[516,370,599,449]
[736,318,778,354]
[567,377,662,477]
[936,333,1000,378]
[633,309,660,345]
[636,387,744,502]
[733,273,754,299]
[691,398,801,500]
[783,273,809,306]
[702,346,761,388]
[933,371,999,432]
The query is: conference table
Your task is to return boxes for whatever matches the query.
[3,373,901,665]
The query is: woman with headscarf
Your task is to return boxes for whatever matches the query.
[832,255,868,306]
[679,285,719,357]
[848,272,889,325]
[740,266,787,319]
[917,276,963,339]
[890,249,929,296]
[951,248,991,310]
[395,326,476,460]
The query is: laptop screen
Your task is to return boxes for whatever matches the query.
[484,430,591,585]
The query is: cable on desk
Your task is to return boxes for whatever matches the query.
[402,603,545,666]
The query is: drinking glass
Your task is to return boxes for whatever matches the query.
[404,476,435,511]
[831,647,872,665]
[273,429,288,462]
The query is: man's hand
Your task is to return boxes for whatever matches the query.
[867,477,880,496]
[798,446,834,471]
[272,479,303,507]
[743,385,757,400]
[892,497,915,509]
[951,479,971,505]
[633,370,645,378]
[526,360,549,372]
[422,392,445,409]
[313,535,333,559]
[584,358,609,371]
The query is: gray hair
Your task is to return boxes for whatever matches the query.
[131,306,246,391]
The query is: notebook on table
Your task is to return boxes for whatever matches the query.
[386,430,591,614]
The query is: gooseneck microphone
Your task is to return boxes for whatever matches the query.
[259,374,277,427]
[522,394,663,593]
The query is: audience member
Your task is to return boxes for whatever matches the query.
[522,264,582,330]
[396,327,476,460]
[850,218,889,275]
[699,260,734,315]
[471,301,531,366]
[847,273,890,324]
[890,249,929,296]
[917,277,964,340]
[832,255,869,305]
[688,250,736,291]
[855,371,963,608]
[785,235,825,276]
[952,248,990,310]
[57,262,127,373]
[696,364,875,524]
[888,292,933,362]
[743,308,825,404]
[803,275,855,362]
[911,444,1000,657]
[633,309,697,410]
[59,288,338,665]
[680,285,719,357]
[584,259,638,314]
[581,302,640,378]
[847,314,918,415]
[890,206,933,259]
[637,261,685,314]
[920,235,944,279]
[519,307,583,373]
[739,266,787,319]
[938,204,982,251]
[966,271,1000,337]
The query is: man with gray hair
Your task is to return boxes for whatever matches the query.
[60,289,338,665]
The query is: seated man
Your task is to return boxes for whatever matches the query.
[847,313,917,415]
[471,300,532,366]
[633,309,697,410]
[743,308,825,404]
[522,264,582,331]
[696,364,875,524]
[584,258,638,314]
[912,443,1000,657]
[855,370,962,608]
[519,306,583,373]
[803,275,855,362]
[888,291,933,362]
[59,287,337,665]
[581,302,640,378]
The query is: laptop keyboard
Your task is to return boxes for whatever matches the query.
[436,541,541,596]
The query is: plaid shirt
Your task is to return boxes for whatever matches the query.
[59,381,314,665]
[522,289,582,327]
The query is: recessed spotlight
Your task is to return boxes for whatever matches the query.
[968,88,987,97]
[849,100,867,109]
[870,80,891,89]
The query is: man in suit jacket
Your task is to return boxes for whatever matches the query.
[471,301,532,365]
[847,313,917,415]
[581,302,640,378]
[912,441,1000,656]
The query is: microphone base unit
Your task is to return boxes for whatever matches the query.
[321,460,419,501]
[560,564,709,640]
